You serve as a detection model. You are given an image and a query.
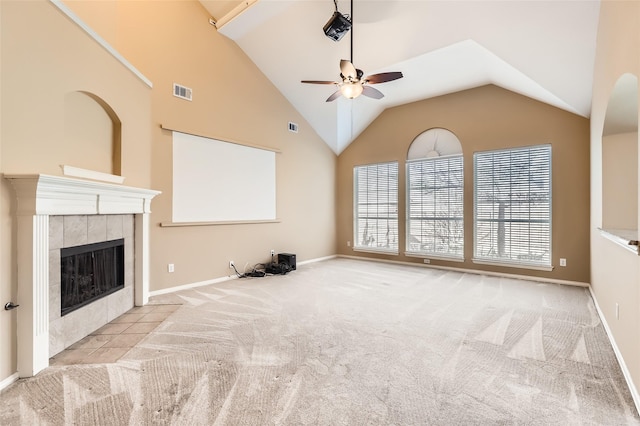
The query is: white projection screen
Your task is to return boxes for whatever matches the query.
[172,131,276,223]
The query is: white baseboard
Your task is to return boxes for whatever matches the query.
[0,372,19,392]
[148,255,337,298]
[298,254,337,266]
[149,275,238,297]
[588,286,640,416]
[337,255,590,287]
[151,254,588,298]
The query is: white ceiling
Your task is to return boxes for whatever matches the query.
[200,0,601,154]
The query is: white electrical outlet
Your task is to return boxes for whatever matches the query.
[423,259,430,264]
[168,263,175,273]
[559,258,567,267]
[347,241,351,247]
[270,249,275,256]
[229,261,234,269]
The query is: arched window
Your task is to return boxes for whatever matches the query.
[406,128,464,259]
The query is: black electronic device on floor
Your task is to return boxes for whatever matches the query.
[278,253,296,271]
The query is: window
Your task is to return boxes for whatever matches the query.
[406,155,464,259]
[474,145,551,269]
[354,162,398,253]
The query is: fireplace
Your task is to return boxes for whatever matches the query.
[48,214,135,357]
[5,174,160,377]
[61,238,125,316]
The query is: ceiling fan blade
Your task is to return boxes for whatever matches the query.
[340,59,357,80]
[364,71,404,84]
[362,86,384,99]
[326,90,342,102]
[301,80,338,85]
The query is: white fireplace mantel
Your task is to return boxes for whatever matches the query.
[6,173,159,216]
[5,174,160,377]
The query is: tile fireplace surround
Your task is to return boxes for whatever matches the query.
[5,174,160,378]
[49,214,133,357]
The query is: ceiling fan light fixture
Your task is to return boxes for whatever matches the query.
[340,82,363,99]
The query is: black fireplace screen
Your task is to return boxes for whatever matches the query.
[60,238,125,316]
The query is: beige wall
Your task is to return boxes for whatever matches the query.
[3,0,638,405]
[602,132,638,229]
[67,0,336,291]
[0,0,152,383]
[590,0,640,402]
[338,85,591,284]
[0,3,151,184]
[63,91,115,176]
[0,0,335,384]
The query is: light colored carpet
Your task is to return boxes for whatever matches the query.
[1,258,639,425]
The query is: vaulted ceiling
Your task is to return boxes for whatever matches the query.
[200,0,601,154]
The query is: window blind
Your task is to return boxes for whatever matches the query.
[406,155,464,259]
[474,145,551,268]
[354,162,399,253]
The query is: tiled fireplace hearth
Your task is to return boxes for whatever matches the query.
[5,174,160,377]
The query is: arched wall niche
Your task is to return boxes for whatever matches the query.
[407,128,463,160]
[63,91,122,176]
[601,73,639,233]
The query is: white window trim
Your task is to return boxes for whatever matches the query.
[473,144,552,269]
[405,252,465,262]
[405,155,464,259]
[353,161,399,254]
[355,247,399,255]
[472,257,554,272]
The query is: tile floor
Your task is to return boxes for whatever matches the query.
[49,304,181,366]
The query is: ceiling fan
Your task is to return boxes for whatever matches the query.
[301,0,403,102]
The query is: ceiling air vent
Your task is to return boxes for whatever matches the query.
[288,122,298,133]
[173,83,192,101]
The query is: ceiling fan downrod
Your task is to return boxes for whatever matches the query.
[301,0,403,102]
[350,0,354,64]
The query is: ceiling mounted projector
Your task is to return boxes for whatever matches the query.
[302,0,404,101]
[323,11,351,42]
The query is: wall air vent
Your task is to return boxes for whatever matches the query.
[288,122,298,133]
[173,83,193,101]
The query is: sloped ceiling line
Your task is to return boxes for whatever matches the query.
[200,0,600,154]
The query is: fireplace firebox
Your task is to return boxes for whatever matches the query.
[60,238,125,316]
